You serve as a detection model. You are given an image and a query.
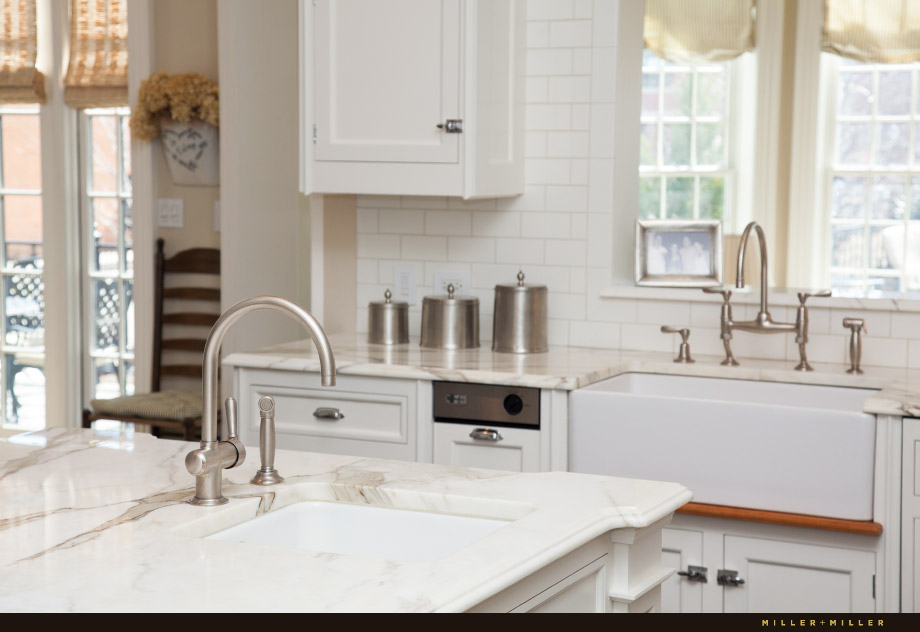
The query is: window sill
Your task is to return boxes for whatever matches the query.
[600,284,920,313]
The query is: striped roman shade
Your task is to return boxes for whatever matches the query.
[0,0,45,104]
[63,0,128,108]
[823,0,920,64]
[644,0,756,65]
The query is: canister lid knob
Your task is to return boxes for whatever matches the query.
[447,284,455,299]
[384,289,392,304]
[517,270,525,286]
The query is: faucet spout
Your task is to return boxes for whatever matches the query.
[188,296,335,505]
[736,221,769,316]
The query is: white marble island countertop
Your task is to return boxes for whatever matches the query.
[224,333,920,417]
[0,428,691,613]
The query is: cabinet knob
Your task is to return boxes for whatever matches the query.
[469,428,503,442]
[717,569,745,587]
[436,119,463,133]
[677,565,708,583]
[313,407,344,421]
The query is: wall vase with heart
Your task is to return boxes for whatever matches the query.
[159,119,219,186]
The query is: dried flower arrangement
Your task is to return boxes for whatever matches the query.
[129,72,220,142]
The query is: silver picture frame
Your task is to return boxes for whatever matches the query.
[635,219,723,287]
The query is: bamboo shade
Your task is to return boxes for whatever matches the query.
[64,0,128,108]
[0,0,45,104]
[644,0,756,65]
[823,0,920,64]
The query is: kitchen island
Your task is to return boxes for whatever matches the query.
[0,428,690,612]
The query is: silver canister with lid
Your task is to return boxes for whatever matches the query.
[492,270,548,353]
[368,289,409,345]
[420,284,480,350]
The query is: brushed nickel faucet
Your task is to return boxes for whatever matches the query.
[703,221,830,371]
[185,296,336,506]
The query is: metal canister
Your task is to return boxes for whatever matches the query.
[368,289,409,345]
[420,284,479,350]
[492,271,548,353]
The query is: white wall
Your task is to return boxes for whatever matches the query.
[348,0,920,371]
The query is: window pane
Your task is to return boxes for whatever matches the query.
[912,177,920,220]
[663,72,692,117]
[698,176,724,219]
[665,177,693,218]
[93,358,121,400]
[838,71,873,116]
[1,114,41,190]
[93,278,120,353]
[4,357,44,428]
[123,199,133,274]
[124,280,134,353]
[663,123,691,166]
[871,175,906,220]
[4,273,44,347]
[90,116,118,194]
[4,195,43,266]
[642,72,659,116]
[868,226,897,269]
[93,198,120,273]
[831,176,867,219]
[836,123,871,166]
[696,123,725,167]
[877,70,910,116]
[640,124,658,166]
[697,72,727,118]
[121,116,132,195]
[832,225,865,268]
[876,122,909,166]
[125,360,135,396]
[639,177,661,219]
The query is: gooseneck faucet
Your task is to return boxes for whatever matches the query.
[186,296,336,506]
[704,222,830,371]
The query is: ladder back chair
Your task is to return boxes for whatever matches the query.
[82,239,221,440]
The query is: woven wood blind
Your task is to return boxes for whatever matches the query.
[64,0,128,108]
[644,0,756,65]
[823,0,920,64]
[0,0,45,104]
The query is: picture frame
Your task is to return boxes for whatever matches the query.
[635,219,723,287]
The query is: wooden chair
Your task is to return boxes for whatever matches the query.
[82,239,220,440]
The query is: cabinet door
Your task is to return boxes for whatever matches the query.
[313,0,461,164]
[722,535,876,613]
[661,528,705,613]
[433,423,540,472]
[903,419,920,612]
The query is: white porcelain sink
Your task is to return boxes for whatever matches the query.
[568,374,877,520]
[206,501,508,562]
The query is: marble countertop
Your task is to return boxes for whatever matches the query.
[224,334,920,418]
[0,428,691,613]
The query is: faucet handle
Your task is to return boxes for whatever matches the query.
[843,317,867,333]
[222,396,246,469]
[661,326,694,363]
[797,289,831,306]
[661,325,691,342]
[702,287,733,303]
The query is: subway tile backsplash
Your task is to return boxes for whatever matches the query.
[351,0,916,370]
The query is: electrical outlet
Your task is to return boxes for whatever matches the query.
[213,200,220,232]
[157,198,184,228]
[393,264,417,305]
[433,272,471,296]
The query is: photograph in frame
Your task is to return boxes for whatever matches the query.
[635,219,723,287]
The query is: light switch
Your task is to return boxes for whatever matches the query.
[213,200,220,232]
[157,198,184,228]
[393,264,417,305]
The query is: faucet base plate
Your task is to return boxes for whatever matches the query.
[251,468,284,486]
[188,495,229,506]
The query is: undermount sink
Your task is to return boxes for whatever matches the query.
[206,501,509,562]
[568,373,878,520]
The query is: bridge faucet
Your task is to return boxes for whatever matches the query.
[704,221,830,371]
[185,296,336,506]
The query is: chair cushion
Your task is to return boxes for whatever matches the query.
[90,389,201,422]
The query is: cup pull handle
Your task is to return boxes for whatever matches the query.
[313,407,344,421]
[469,428,503,442]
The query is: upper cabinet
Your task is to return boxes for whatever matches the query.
[301,0,525,199]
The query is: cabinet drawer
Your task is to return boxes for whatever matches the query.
[433,423,540,472]
[237,370,417,461]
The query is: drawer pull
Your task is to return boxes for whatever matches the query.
[313,407,344,421]
[469,428,503,442]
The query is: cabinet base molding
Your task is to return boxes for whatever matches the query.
[676,502,883,536]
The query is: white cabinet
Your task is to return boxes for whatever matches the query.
[903,418,920,612]
[664,517,880,613]
[722,535,876,613]
[303,0,525,198]
[432,423,540,472]
[235,369,422,461]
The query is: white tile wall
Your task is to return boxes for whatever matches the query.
[351,0,920,369]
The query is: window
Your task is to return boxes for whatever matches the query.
[0,104,44,430]
[81,107,134,400]
[639,51,733,222]
[827,57,920,294]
